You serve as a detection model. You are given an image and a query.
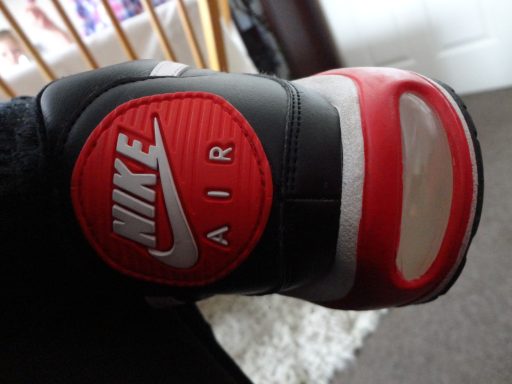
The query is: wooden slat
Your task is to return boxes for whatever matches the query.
[176,0,205,68]
[217,0,232,25]
[99,0,138,60]
[51,0,98,69]
[0,76,16,99]
[0,0,56,81]
[198,0,228,72]
[141,0,176,61]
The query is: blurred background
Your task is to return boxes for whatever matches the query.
[0,1,510,383]
[2,0,512,95]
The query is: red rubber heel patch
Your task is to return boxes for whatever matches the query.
[71,92,273,286]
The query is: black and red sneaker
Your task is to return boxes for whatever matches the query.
[38,61,483,309]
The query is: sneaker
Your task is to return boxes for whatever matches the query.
[39,61,483,309]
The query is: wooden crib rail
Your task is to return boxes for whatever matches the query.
[141,0,176,61]
[50,0,99,69]
[0,0,231,99]
[198,0,227,72]
[0,75,15,98]
[177,0,206,68]
[0,0,56,82]
[99,0,138,60]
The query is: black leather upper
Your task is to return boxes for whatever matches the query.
[38,61,342,300]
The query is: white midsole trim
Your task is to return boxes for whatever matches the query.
[289,74,364,302]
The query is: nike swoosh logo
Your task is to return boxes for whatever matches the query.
[148,117,199,268]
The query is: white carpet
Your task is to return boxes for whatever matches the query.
[198,294,385,384]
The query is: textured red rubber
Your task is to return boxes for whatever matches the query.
[71,92,273,286]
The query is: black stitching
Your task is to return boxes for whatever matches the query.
[246,73,295,295]
[285,86,296,195]
[289,84,302,194]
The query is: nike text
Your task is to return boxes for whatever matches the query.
[112,119,234,259]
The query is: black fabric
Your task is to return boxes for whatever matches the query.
[0,295,251,384]
[0,96,58,296]
[0,97,251,384]
[0,97,45,197]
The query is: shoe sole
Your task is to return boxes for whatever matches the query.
[414,79,484,303]
[295,69,483,309]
